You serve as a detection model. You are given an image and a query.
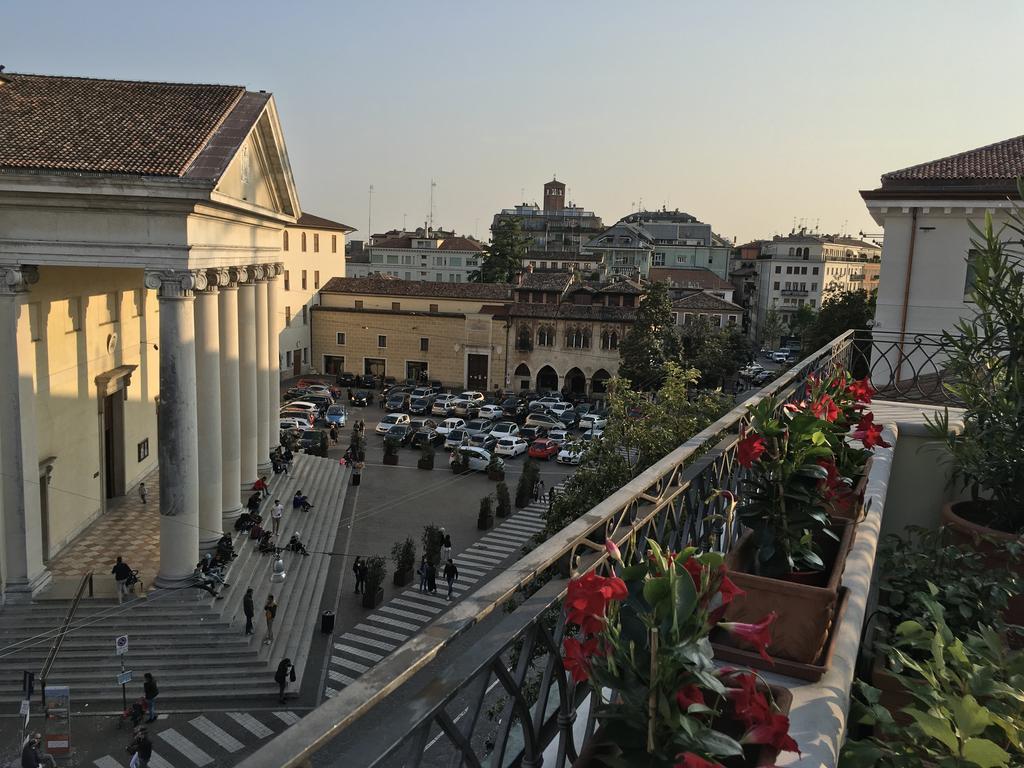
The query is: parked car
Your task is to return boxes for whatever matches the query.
[450,446,503,473]
[547,402,575,420]
[753,371,774,385]
[528,438,560,461]
[464,418,493,438]
[444,429,469,451]
[574,403,593,417]
[553,408,580,429]
[375,413,411,434]
[452,399,480,419]
[350,389,372,407]
[304,394,334,412]
[336,372,357,387]
[357,374,376,388]
[578,413,608,431]
[557,443,585,465]
[297,429,328,457]
[411,420,442,447]
[468,433,498,452]
[477,404,504,420]
[771,351,789,363]
[383,376,398,388]
[490,422,520,438]
[547,428,570,446]
[494,436,529,457]
[325,404,348,426]
[408,396,433,415]
[458,391,485,404]
[519,425,548,442]
[501,397,527,420]
[285,387,311,401]
[431,394,458,416]
[386,392,411,412]
[525,412,566,430]
[411,386,436,399]
[280,409,314,426]
[305,384,335,400]
[436,417,466,436]
[280,417,308,432]
[283,400,319,416]
[386,423,416,446]
[529,395,565,413]
[580,428,605,442]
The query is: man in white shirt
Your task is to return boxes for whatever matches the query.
[271,500,284,535]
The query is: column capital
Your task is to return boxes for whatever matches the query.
[262,262,285,280]
[197,268,231,294]
[0,265,40,296]
[144,268,207,299]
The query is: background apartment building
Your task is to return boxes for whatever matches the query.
[345,226,484,283]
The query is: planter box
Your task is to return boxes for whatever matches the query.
[496,505,511,519]
[417,458,434,470]
[362,587,384,609]
[477,513,495,531]
[383,453,399,466]
[831,458,872,523]
[393,568,413,587]
[488,470,505,482]
[715,522,855,667]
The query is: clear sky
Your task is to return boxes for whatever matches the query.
[4,1,1022,244]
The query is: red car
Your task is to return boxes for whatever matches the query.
[528,439,559,460]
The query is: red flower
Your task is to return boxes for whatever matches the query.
[743,712,800,754]
[717,568,744,608]
[846,377,874,404]
[719,612,777,663]
[683,556,704,590]
[810,394,839,422]
[674,753,721,768]
[853,412,891,449]
[726,672,773,728]
[566,572,628,634]
[562,636,598,682]
[675,684,706,712]
[605,539,623,563]
[736,431,766,467]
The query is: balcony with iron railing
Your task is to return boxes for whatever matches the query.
[239,329,969,768]
[780,288,809,297]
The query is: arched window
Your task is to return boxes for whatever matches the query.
[582,329,591,349]
[517,326,532,351]
[537,326,554,347]
[283,231,289,251]
[609,331,618,350]
[600,330,610,350]
[301,232,307,252]
[788,247,795,256]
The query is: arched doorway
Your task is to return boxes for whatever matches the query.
[565,367,587,395]
[592,369,611,394]
[514,363,531,391]
[536,365,559,393]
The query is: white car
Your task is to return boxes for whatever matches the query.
[581,428,604,442]
[494,436,529,457]
[771,351,789,363]
[280,409,314,425]
[557,443,585,465]
[458,391,485,404]
[431,394,458,416]
[375,413,411,434]
[444,429,469,450]
[579,413,608,431]
[436,417,466,436]
[490,421,520,438]
[280,417,309,431]
[305,384,335,400]
[283,401,319,415]
[529,395,565,413]
[547,402,575,420]
[477,404,504,420]
[450,446,503,472]
[547,429,570,446]
[525,412,566,430]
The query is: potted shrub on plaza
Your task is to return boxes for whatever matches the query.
[450,450,470,475]
[515,459,539,508]
[477,495,495,531]
[417,442,435,470]
[495,481,511,518]
[391,537,417,587]
[362,555,387,609]
[422,524,444,565]
[564,540,799,768]
[382,437,400,466]
[486,453,504,482]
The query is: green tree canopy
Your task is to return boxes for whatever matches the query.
[760,307,786,349]
[617,282,679,391]
[679,319,752,387]
[803,287,875,351]
[470,217,531,283]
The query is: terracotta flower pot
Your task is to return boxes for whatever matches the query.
[830,460,871,523]
[717,523,855,666]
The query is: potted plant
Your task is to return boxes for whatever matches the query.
[564,539,799,767]
[927,204,1024,620]
[417,442,435,470]
[450,450,470,475]
[422,523,444,565]
[713,394,856,667]
[486,453,504,482]
[391,537,416,587]
[362,554,387,609]
[478,495,495,531]
[515,459,539,508]
[843,600,1024,768]
[495,481,511,518]
[383,437,400,466]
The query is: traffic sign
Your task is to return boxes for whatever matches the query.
[115,635,128,656]
[19,699,29,716]
[116,671,133,686]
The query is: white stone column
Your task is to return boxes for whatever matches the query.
[219,268,243,518]
[238,269,260,490]
[0,266,48,599]
[195,271,226,551]
[145,268,203,588]
[255,272,271,474]
[266,263,283,451]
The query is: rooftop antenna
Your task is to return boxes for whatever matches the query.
[841,218,848,236]
[638,196,643,212]
[368,184,374,238]
[520,187,525,203]
[815,218,820,233]
[428,179,437,229]
[402,213,407,230]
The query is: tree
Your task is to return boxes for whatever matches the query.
[470,217,530,283]
[760,307,786,349]
[679,319,752,388]
[788,303,817,347]
[618,282,680,391]
[803,287,875,352]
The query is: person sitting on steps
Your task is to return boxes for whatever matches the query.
[253,475,270,499]
[292,490,313,512]
[286,532,310,556]
[216,532,236,561]
[257,530,277,555]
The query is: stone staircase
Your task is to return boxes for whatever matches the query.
[0,453,348,707]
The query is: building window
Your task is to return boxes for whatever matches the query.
[420,337,429,352]
[301,232,307,252]
[283,231,289,251]
[378,335,387,348]
[392,302,401,311]
[537,325,554,346]
[429,303,438,313]
[314,233,320,253]
[812,266,819,275]
[314,271,320,289]
[435,273,443,281]
[301,270,307,290]
[775,266,781,274]
[286,350,292,367]
[517,326,532,351]
[811,282,818,290]
[786,266,792,274]
[336,332,346,345]
[301,306,308,325]
[653,253,665,267]
[809,299,816,308]
[727,315,737,326]
[303,347,309,364]
[284,306,291,325]
[566,327,591,349]
[773,282,780,290]
[284,270,290,291]
[355,300,364,309]
[332,235,338,253]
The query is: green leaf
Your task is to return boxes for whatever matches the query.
[811,430,827,446]
[673,565,698,624]
[906,708,958,752]
[962,737,1011,768]
[695,729,744,758]
[953,695,991,739]
[643,577,670,609]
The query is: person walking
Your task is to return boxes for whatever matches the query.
[356,559,368,595]
[142,673,158,723]
[548,486,557,511]
[242,587,255,635]
[274,658,295,704]
[128,726,152,768]
[417,556,428,593]
[111,556,134,605]
[537,480,546,503]
[443,559,459,600]
[138,482,147,505]
[329,425,338,446]
[352,557,364,594]
[263,595,278,646]
[439,533,452,564]
[425,561,437,594]
[271,499,284,535]
[532,479,540,502]
[352,460,363,487]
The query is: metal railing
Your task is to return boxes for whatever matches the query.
[240,333,856,768]
[848,329,959,404]
[39,570,93,706]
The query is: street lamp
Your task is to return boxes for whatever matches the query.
[270,550,287,584]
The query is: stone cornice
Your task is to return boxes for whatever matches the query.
[0,265,40,296]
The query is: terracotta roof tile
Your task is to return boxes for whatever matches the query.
[296,213,355,232]
[671,292,743,312]
[649,267,733,292]
[320,275,511,301]
[370,235,483,251]
[881,134,1024,184]
[0,73,249,177]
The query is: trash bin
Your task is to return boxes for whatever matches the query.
[352,472,361,487]
[321,610,335,634]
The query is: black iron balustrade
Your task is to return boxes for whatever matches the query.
[848,329,960,404]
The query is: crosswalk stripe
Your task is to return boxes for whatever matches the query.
[333,656,369,673]
[189,716,244,753]
[498,522,542,533]
[226,712,274,739]
[472,542,516,554]
[148,752,176,768]
[338,633,395,652]
[401,591,449,606]
[501,517,543,528]
[452,562,488,573]
[274,711,301,726]
[325,686,340,698]
[454,551,503,565]
[367,614,420,631]
[379,605,432,622]
[158,728,213,766]
[482,532,526,544]
[329,669,356,685]
[94,757,123,768]
[392,597,441,614]
[453,574,479,584]
[355,622,409,641]
[333,642,383,661]
[515,511,544,519]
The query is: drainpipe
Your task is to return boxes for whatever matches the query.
[895,207,919,376]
